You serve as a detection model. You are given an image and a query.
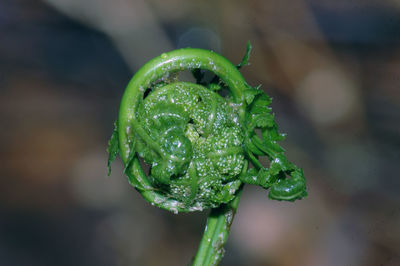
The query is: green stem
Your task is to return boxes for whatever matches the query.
[192,188,243,266]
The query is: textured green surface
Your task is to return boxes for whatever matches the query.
[107,43,307,265]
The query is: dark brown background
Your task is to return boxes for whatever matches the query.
[1,0,399,265]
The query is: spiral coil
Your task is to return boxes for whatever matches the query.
[108,46,307,214]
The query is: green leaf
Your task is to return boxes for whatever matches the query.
[270,153,295,173]
[207,40,252,88]
[123,141,137,175]
[107,121,119,176]
[252,112,275,128]
[216,180,242,203]
[209,83,222,91]
[240,167,279,188]
[262,124,286,142]
[237,41,252,69]
[268,168,307,201]
[243,85,262,105]
[249,93,272,113]
[244,137,264,156]
[257,167,278,188]
[251,135,281,158]
[239,168,259,185]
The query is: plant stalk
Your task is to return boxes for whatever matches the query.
[192,188,243,266]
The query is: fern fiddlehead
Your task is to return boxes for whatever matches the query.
[108,42,307,265]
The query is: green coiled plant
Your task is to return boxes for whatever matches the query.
[107,42,307,265]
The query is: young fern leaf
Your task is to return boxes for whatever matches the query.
[107,121,119,176]
[237,40,252,69]
[107,42,306,265]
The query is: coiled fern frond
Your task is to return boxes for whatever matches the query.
[107,42,306,265]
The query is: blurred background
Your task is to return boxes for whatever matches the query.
[1,0,399,265]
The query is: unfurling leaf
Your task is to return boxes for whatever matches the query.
[107,121,119,176]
